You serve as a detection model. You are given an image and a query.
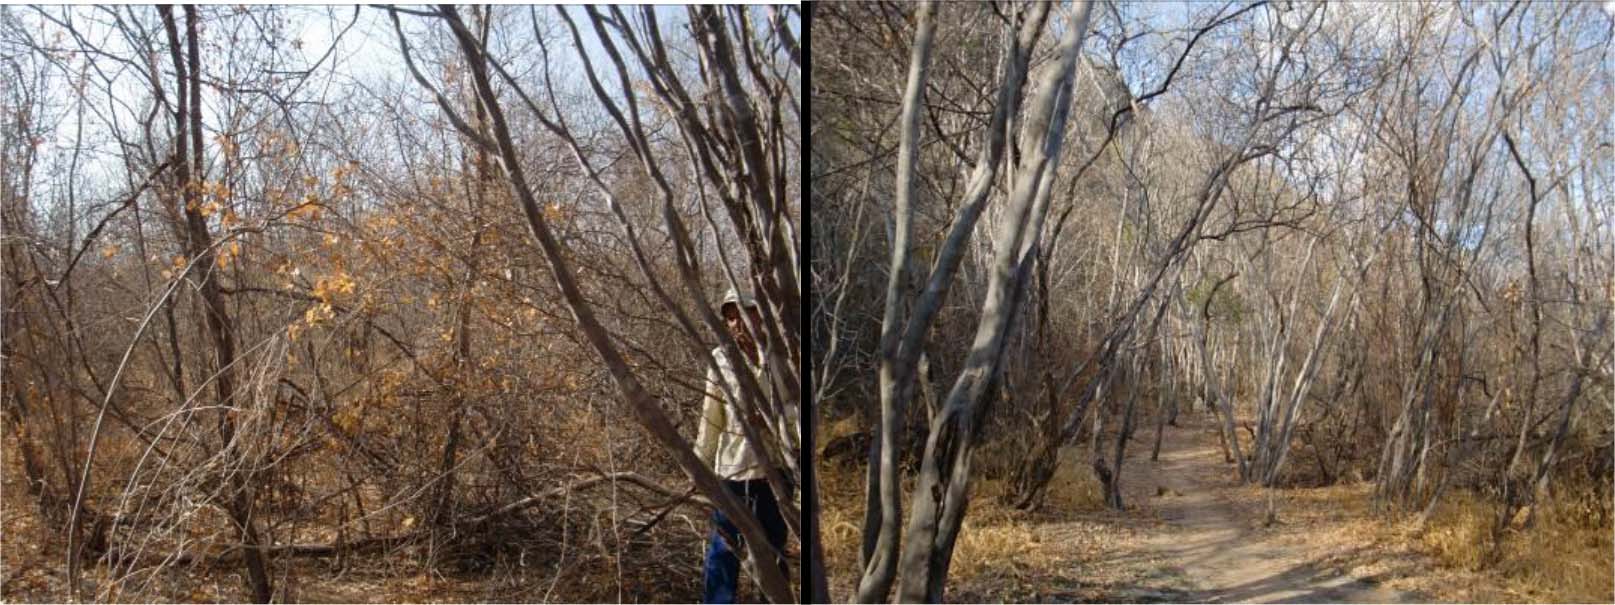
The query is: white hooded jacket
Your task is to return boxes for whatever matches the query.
[694,346,798,481]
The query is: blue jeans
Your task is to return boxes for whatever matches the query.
[703,479,789,604]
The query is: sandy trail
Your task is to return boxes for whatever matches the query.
[1107,416,1418,603]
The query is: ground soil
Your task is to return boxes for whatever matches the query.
[1113,417,1415,603]
[937,413,1534,603]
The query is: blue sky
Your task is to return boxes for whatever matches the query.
[11,4,797,217]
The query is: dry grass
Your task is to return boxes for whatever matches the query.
[1041,446,1109,513]
[1254,481,1396,543]
[1248,476,1613,603]
[818,460,869,598]
[949,464,1100,584]
[1416,489,1614,602]
[1416,491,1493,572]
[819,440,1135,601]
[946,486,1043,584]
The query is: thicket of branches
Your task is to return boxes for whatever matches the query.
[812,1,1612,601]
[2,4,801,603]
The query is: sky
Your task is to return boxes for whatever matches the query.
[8,4,798,218]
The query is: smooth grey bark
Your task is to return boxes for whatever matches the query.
[856,3,1047,601]
[1493,129,1615,535]
[1371,12,1506,508]
[860,3,936,600]
[1256,258,1345,486]
[893,3,1094,601]
[1104,294,1173,509]
[1257,226,1386,486]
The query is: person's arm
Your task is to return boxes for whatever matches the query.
[695,363,725,469]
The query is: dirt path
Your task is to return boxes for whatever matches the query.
[1106,417,1420,603]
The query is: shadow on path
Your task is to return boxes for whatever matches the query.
[1098,416,1423,604]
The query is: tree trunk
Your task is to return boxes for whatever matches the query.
[895,4,1094,600]
[156,8,274,600]
[860,2,937,599]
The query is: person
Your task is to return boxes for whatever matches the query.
[695,288,795,604]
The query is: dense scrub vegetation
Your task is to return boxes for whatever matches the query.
[811,1,1612,601]
[3,5,802,602]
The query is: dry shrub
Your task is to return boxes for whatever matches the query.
[1418,489,1614,602]
[817,432,1133,600]
[1042,446,1106,513]
[817,459,871,597]
[817,442,1095,595]
[820,414,864,450]
[971,438,1103,514]
[1418,491,1492,571]
[1494,492,1614,602]
[949,478,1042,583]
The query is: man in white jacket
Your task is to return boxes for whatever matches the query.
[696,288,794,604]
